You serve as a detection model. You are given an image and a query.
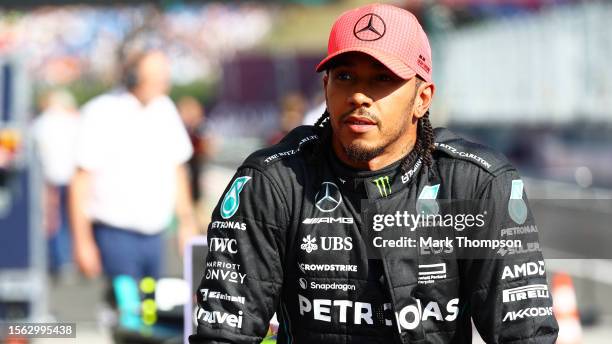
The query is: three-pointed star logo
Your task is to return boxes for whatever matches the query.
[353,13,386,41]
[315,182,342,212]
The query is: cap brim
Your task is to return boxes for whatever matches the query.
[315,47,417,80]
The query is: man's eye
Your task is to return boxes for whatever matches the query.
[335,72,351,81]
[376,74,394,82]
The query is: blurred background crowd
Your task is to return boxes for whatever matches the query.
[0,0,611,343]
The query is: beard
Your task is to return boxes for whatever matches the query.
[341,108,412,162]
[333,95,416,163]
[344,142,385,161]
[342,123,408,162]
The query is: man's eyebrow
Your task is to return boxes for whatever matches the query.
[330,59,354,68]
[330,60,389,70]
[371,61,390,70]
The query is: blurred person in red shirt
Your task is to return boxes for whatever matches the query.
[69,49,197,283]
[267,93,306,146]
[177,96,217,229]
[177,96,213,204]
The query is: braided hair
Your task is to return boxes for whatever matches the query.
[310,80,435,173]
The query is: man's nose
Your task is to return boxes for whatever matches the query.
[347,92,373,109]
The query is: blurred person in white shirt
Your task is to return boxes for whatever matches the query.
[32,89,79,275]
[69,50,197,283]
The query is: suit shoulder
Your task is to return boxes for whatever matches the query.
[241,125,318,171]
[433,127,514,176]
[81,93,112,112]
[80,90,125,117]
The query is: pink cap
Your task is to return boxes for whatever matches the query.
[316,3,433,83]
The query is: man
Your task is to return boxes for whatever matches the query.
[177,95,208,203]
[190,4,558,344]
[70,50,196,281]
[32,89,79,275]
[267,93,307,145]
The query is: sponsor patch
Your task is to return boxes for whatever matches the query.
[206,261,241,271]
[503,307,553,322]
[298,278,355,291]
[401,159,422,184]
[434,143,492,169]
[210,221,247,231]
[298,263,358,273]
[302,217,354,224]
[300,236,353,253]
[209,238,238,254]
[501,261,545,280]
[300,235,318,253]
[297,294,459,329]
[195,307,243,328]
[205,268,246,284]
[416,184,440,215]
[502,284,549,303]
[497,242,540,256]
[395,298,459,331]
[315,182,342,212]
[220,176,251,219]
[501,225,538,237]
[372,175,392,197]
[508,180,528,225]
[418,263,447,284]
[264,135,317,164]
[200,288,245,304]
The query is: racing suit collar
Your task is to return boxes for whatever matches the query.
[327,149,423,200]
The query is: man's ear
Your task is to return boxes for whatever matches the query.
[414,82,435,119]
[323,73,329,103]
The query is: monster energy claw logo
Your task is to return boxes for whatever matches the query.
[220,176,251,219]
[373,176,392,197]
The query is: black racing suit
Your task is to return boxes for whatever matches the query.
[189,126,559,344]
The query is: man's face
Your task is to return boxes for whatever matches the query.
[324,52,422,165]
[135,51,170,103]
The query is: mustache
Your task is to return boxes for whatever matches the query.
[339,108,380,125]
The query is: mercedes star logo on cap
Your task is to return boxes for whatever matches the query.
[315,182,342,212]
[353,13,386,41]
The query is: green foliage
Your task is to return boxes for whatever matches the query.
[169,80,217,107]
[67,79,113,106]
[31,79,112,113]
[34,79,217,111]
[258,0,372,53]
